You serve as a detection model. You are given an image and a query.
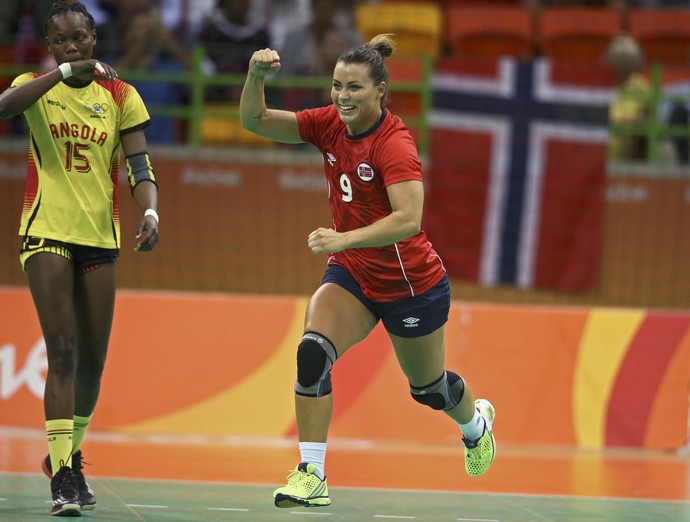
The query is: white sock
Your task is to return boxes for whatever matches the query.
[299,441,327,480]
[459,408,485,441]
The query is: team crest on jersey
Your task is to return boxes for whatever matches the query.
[357,163,375,181]
[84,102,109,114]
[84,102,109,119]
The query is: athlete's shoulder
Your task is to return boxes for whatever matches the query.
[382,109,411,132]
[376,110,415,145]
[299,104,339,122]
[297,104,342,142]
[94,78,142,109]
[11,71,42,87]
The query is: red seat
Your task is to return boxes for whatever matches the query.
[445,4,535,60]
[629,9,690,66]
[539,7,623,64]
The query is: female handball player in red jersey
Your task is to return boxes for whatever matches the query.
[240,34,496,508]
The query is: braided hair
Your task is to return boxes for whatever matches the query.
[42,1,96,38]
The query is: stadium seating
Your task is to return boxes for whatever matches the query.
[538,6,623,63]
[384,57,430,143]
[355,1,444,58]
[629,9,690,66]
[200,103,274,146]
[445,4,536,60]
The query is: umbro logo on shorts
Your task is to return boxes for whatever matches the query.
[402,317,420,328]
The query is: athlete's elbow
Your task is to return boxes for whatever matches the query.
[410,222,422,237]
[393,212,421,239]
[240,114,256,132]
[0,100,17,119]
[402,220,421,239]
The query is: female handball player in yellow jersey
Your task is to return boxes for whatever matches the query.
[0,1,159,516]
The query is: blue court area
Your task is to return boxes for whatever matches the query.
[1,473,688,522]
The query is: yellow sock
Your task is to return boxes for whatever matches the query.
[46,419,73,472]
[72,414,92,453]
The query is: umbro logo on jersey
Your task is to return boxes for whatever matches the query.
[326,152,336,166]
[403,317,420,327]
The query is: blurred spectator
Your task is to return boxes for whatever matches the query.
[197,0,270,101]
[283,26,355,110]
[91,0,192,59]
[262,0,311,50]
[279,0,361,77]
[112,6,193,70]
[660,59,690,165]
[0,1,22,47]
[108,6,194,143]
[276,0,361,111]
[666,100,690,164]
[93,0,153,59]
[155,0,190,39]
[604,34,651,162]
[185,0,216,42]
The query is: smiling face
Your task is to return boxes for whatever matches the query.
[45,11,97,68]
[331,61,386,136]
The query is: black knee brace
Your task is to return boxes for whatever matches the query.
[410,370,465,411]
[294,332,337,397]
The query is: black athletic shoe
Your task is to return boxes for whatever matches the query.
[71,451,96,510]
[50,466,81,517]
[43,451,96,510]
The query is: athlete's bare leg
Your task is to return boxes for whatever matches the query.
[390,328,476,424]
[25,253,77,421]
[73,263,116,417]
[296,283,377,442]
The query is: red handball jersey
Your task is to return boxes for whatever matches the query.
[296,105,446,302]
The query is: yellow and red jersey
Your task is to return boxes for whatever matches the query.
[12,73,150,249]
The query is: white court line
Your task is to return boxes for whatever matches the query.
[208,507,250,512]
[125,504,168,509]
[289,512,333,516]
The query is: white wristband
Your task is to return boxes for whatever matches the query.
[144,208,159,223]
[58,62,72,79]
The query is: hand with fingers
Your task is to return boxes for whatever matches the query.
[248,48,282,77]
[134,212,159,252]
[63,59,118,81]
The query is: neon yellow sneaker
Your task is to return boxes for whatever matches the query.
[273,463,331,508]
[463,398,496,477]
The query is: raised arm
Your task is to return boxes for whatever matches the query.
[239,48,303,144]
[0,59,115,119]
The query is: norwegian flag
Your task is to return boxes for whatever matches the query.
[425,57,617,291]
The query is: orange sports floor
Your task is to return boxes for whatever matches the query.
[1,427,690,521]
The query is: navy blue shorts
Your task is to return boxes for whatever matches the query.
[321,264,451,338]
